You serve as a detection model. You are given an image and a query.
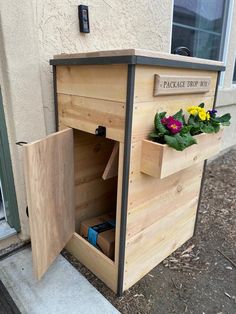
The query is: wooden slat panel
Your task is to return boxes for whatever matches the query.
[126,174,201,239]
[124,215,195,290]
[56,64,127,102]
[24,129,74,280]
[58,94,125,142]
[66,233,118,293]
[128,142,203,209]
[126,199,197,261]
[134,65,217,103]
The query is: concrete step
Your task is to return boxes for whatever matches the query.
[0,248,119,314]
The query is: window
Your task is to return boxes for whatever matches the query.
[171,0,229,61]
[233,58,236,84]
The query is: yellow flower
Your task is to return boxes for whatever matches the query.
[199,110,207,121]
[206,112,210,121]
[187,106,198,116]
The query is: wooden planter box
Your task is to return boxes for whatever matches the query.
[23,49,225,295]
[141,129,223,179]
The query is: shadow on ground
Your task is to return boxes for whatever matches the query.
[63,148,236,314]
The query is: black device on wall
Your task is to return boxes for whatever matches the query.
[78,5,90,33]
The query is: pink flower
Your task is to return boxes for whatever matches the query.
[162,116,183,134]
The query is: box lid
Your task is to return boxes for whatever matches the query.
[50,48,225,71]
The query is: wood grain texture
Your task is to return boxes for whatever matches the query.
[58,94,125,142]
[124,215,196,290]
[102,142,119,180]
[56,64,127,102]
[121,63,219,291]
[134,65,217,102]
[141,130,223,178]
[66,233,118,292]
[24,129,74,280]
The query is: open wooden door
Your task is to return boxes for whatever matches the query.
[24,128,74,280]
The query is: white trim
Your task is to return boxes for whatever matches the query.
[219,0,234,86]
[169,0,174,53]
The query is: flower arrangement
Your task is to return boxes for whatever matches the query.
[149,103,231,151]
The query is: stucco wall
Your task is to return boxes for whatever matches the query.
[0,0,173,240]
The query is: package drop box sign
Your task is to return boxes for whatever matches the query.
[23,49,224,295]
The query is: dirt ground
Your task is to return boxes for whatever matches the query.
[63,148,236,314]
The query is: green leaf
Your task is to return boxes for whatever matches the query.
[212,113,231,124]
[164,134,183,151]
[181,132,197,147]
[149,131,160,138]
[164,132,197,151]
[212,122,220,133]
[159,112,167,119]
[173,109,184,123]
[200,123,215,134]
[154,113,169,134]
[221,121,230,126]
[199,103,205,108]
[180,125,192,134]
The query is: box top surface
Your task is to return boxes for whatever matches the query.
[50,48,225,71]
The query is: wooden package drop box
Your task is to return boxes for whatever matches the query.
[23,49,225,295]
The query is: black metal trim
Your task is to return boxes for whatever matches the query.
[117,64,136,296]
[52,65,59,131]
[193,71,221,236]
[50,55,136,66]
[50,55,225,72]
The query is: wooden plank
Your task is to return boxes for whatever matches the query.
[58,94,125,142]
[126,174,202,239]
[24,129,74,280]
[66,233,118,293]
[126,199,198,261]
[124,216,195,290]
[102,142,119,180]
[134,65,217,102]
[56,64,127,102]
[128,143,203,209]
[141,130,223,178]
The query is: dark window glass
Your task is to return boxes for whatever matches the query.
[172,0,228,60]
[233,59,236,83]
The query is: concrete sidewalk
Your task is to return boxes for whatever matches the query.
[0,248,119,314]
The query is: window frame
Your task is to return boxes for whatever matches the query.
[232,56,236,85]
[171,0,230,62]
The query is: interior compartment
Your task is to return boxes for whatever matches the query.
[73,129,118,261]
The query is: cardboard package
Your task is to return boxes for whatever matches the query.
[80,213,115,259]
